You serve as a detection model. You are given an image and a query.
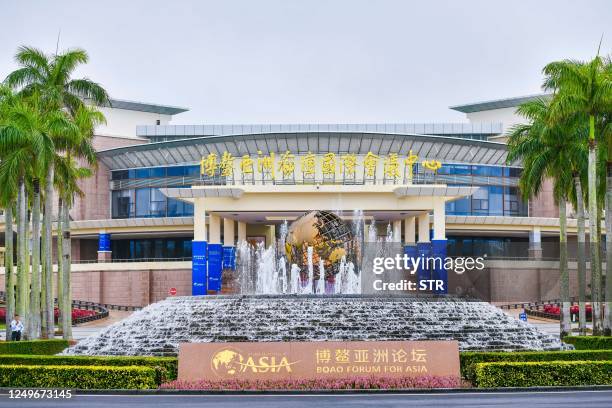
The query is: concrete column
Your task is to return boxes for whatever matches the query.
[433,198,446,240]
[223,218,235,246]
[266,225,276,248]
[193,199,207,242]
[529,226,542,260]
[208,214,221,244]
[393,220,402,243]
[418,212,430,243]
[404,217,415,245]
[237,221,247,243]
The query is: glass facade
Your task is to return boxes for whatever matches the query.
[111,188,194,218]
[110,163,527,218]
[111,237,192,260]
[447,236,529,258]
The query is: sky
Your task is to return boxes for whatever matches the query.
[1,0,610,124]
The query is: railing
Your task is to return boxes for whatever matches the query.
[0,291,113,326]
[71,257,191,264]
[111,172,520,190]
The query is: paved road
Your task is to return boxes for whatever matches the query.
[0,390,610,407]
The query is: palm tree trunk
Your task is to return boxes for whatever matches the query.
[588,135,602,334]
[575,176,587,335]
[43,164,55,338]
[56,198,64,333]
[605,162,612,335]
[61,202,72,340]
[559,195,570,337]
[4,206,15,341]
[28,178,41,340]
[16,179,27,321]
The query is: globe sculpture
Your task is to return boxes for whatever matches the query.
[284,210,354,282]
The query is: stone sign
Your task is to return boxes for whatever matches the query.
[178,340,459,382]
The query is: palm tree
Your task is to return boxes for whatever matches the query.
[572,165,588,334]
[0,94,75,339]
[0,85,17,340]
[507,97,586,337]
[543,54,612,334]
[5,46,109,337]
[54,104,103,339]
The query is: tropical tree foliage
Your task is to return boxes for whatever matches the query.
[1,46,108,340]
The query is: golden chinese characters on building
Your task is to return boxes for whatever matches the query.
[199,150,442,183]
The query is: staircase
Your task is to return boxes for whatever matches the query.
[64,294,565,357]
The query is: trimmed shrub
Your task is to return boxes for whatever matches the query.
[161,375,461,390]
[0,355,177,384]
[0,364,157,389]
[563,336,612,350]
[0,340,69,355]
[460,349,612,381]
[474,361,612,388]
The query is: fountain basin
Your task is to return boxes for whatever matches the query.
[63,294,565,356]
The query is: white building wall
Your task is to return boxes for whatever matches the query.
[465,107,525,138]
[95,107,173,138]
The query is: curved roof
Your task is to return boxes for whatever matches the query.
[450,93,552,113]
[98,132,512,170]
[106,98,188,115]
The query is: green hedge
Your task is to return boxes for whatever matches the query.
[0,340,69,355]
[563,336,612,350]
[474,361,612,388]
[0,355,177,384]
[460,350,612,381]
[0,364,157,389]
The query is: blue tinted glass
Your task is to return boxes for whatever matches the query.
[184,202,194,216]
[489,186,504,215]
[450,165,471,175]
[135,188,151,217]
[167,166,185,177]
[135,168,150,179]
[112,170,128,180]
[185,165,200,176]
[150,167,166,177]
[488,167,503,177]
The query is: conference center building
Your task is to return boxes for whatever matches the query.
[1,94,576,307]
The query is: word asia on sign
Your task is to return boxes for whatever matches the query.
[199,150,442,184]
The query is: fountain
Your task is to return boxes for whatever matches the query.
[63,210,567,357]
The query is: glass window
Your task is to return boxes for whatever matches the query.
[112,170,129,180]
[185,165,200,176]
[489,186,504,216]
[449,165,471,175]
[135,168,150,179]
[150,189,166,217]
[150,167,166,178]
[135,188,151,217]
[112,190,134,218]
[167,166,185,177]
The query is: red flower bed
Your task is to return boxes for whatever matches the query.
[543,304,593,319]
[0,307,96,320]
[161,375,461,390]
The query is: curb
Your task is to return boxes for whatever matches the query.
[1,385,612,395]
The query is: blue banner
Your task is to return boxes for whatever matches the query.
[222,246,236,270]
[431,239,448,294]
[192,241,208,295]
[98,233,111,252]
[207,243,223,292]
[416,241,431,285]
